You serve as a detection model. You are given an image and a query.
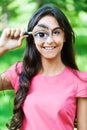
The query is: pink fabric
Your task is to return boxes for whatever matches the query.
[5,62,87,130]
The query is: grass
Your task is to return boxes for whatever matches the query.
[0,33,87,130]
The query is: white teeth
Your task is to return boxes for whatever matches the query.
[44,47,55,50]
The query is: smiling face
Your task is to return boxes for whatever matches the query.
[33,15,65,61]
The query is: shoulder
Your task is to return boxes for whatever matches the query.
[76,70,87,80]
[15,61,23,74]
[5,62,23,89]
[6,61,23,74]
[73,69,87,97]
[65,67,87,97]
[66,67,87,80]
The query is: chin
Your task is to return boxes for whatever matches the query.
[42,55,59,60]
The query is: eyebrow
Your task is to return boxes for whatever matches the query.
[36,24,49,29]
[52,27,63,32]
[36,24,63,31]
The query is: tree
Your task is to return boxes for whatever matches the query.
[33,0,87,12]
[0,0,19,30]
[29,0,87,27]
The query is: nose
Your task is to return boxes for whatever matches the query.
[46,35,54,44]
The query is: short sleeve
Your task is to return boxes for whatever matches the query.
[75,71,87,98]
[5,62,22,91]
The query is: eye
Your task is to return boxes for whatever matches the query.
[53,30,60,35]
[34,32,48,39]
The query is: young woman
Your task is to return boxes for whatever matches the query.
[0,4,87,130]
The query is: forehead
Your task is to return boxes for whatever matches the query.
[37,15,59,30]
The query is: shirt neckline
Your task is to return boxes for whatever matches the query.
[36,66,68,79]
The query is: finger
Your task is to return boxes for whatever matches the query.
[14,29,21,38]
[6,29,11,37]
[2,28,11,37]
[18,35,27,46]
[20,28,26,37]
[10,29,16,38]
[18,32,29,47]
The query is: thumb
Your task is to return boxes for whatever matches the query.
[18,33,28,46]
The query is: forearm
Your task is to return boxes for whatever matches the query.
[0,46,7,56]
[0,73,13,91]
[0,36,8,56]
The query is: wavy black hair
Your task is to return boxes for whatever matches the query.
[8,4,78,130]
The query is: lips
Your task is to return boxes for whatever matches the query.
[43,46,56,50]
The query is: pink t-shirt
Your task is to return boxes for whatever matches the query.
[5,62,87,130]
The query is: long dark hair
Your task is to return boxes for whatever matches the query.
[8,4,78,129]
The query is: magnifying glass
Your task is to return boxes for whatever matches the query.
[24,32,33,35]
[23,25,43,36]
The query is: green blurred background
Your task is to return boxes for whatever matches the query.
[0,0,87,129]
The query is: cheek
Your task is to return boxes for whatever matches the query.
[35,43,42,51]
[55,33,65,42]
[56,38,64,46]
[56,38,64,52]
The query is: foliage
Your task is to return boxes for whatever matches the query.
[0,0,37,30]
[33,0,87,13]
[0,0,19,18]
[28,0,87,27]
[0,0,19,30]
[0,0,87,30]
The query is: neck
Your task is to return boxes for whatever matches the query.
[39,57,65,76]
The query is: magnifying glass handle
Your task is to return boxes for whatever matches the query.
[24,32,33,35]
